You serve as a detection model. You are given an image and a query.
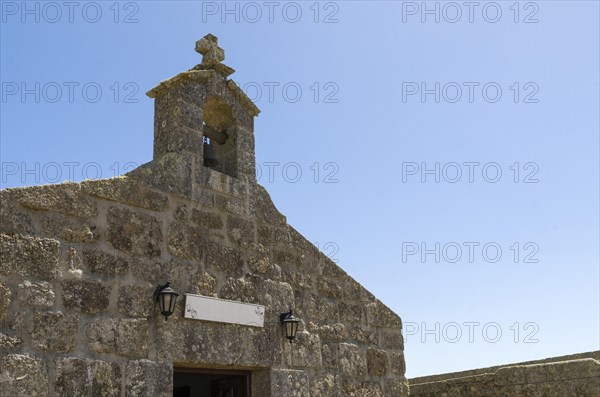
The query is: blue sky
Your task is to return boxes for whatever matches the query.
[1,0,598,377]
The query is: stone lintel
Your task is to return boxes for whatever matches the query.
[145,70,260,118]
[192,61,236,78]
[146,70,215,98]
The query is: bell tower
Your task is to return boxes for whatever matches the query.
[146,34,260,182]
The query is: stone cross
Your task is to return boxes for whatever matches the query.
[195,34,225,64]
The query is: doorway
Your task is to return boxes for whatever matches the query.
[173,368,251,397]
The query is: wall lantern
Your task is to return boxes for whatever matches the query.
[154,282,179,321]
[280,310,300,343]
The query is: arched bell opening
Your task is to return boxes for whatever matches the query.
[201,96,238,178]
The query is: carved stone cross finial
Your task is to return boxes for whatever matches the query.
[191,34,235,77]
[195,34,225,64]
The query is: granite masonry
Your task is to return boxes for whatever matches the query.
[409,351,600,396]
[0,35,408,396]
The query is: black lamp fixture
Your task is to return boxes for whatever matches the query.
[154,282,179,321]
[280,310,300,343]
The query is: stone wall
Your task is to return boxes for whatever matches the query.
[409,352,600,397]
[0,168,408,396]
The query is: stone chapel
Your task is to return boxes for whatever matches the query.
[0,34,408,396]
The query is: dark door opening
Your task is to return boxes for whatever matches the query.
[173,368,251,397]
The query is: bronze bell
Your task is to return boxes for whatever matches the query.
[203,137,219,168]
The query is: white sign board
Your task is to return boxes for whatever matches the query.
[184,294,265,328]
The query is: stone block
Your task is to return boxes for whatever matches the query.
[237,150,257,179]
[296,293,338,324]
[283,331,322,368]
[366,300,402,328]
[54,357,121,397]
[107,206,162,257]
[310,373,340,397]
[281,270,313,291]
[156,319,261,366]
[129,257,167,285]
[207,242,244,278]
[339,343,367,377]
[154,91,204,133]
[270,369,310,397]
[340,275,375,302]
[153,99,204,156]
[367,347,389,376]
[288,227,321,255]
[86,318,149,357]
[88,360,122,396]
[127,152,193,199]
[118,285,154,317]
[322,343,339,369]
[318,277,344,299]
[273,245,311,271]
[189,271,217,296]
[349,325,379,345]
[17,280,55,307]
[82,177,169,211]
[384,379,410,397]
[231,125,255,154]
[85,318,117,354]
[153,318,187,362]
[0,234,60,281]
[246,325,281,367]
[249,185,287,226]
[39,212,96,242]
[219,277,260,303]
[191,208,224,229]
[256,225,275,245]
[389,351,407,376]
[16,182,97,217]
[125,360,172,397]
[167,259,198,293]
[253,260,281,280]
[83,248,129,275]
[167,221,204,260]
[260,279,294,318]
[318,323,349,342]
[195,188,215,208]
[0,281,11,321]
[62,279,111,314]
[493,365,526,386]
[243,243,278,277]
[201,168,245,196]
[339,302,363,324]
[215,194,246,216]
[321,257,347,278]
[0,197,34,235]
[380,328,404,350]
[251,369,272,396]
[118,319,150,357]
[341,380,383,397]
[31,311,77,353]
[524,363,548,383]
[0,354,48,397]
[226,215,255,244]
